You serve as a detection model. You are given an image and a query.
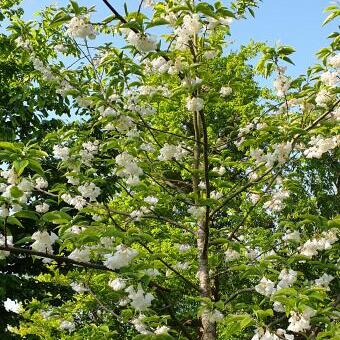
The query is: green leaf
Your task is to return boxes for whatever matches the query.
[42,211,71,224]
[10,186,23,198]
[7,216,23,228]
[14,210,39,221]
[28,159,44,176]
[13,160,29,176]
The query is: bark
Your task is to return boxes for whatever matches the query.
[193,109,216,340]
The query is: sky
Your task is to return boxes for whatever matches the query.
[19,0,337,77]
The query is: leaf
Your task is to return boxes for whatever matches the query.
[0,141,20,153]
[42,211,71,224]
[10,186,23,198]
[28,159,44,176]
[14,210,39,221]
[13,160,29,176]
[146,18,169,29]
[7,216,23,228]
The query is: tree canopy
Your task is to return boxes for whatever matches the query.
[0,1,339,339]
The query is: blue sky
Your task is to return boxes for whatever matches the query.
[21,0,336,77]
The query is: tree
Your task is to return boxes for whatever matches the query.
[0,1,339,339]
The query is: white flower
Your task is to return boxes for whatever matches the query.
[0,205,9,218]
[178,244,191,253]
[220,86,232,97]
[68,248,90,263]
[125,30,157,52]
[155,325,170,335]
[35,203,50,213]
[320,70,339,87]
[115,152,143,179]
[186,97,204,112]
[144,196,158,205]
[143,268,160,277]
[78,182,101,201]
[251,328,280,340]
[283,230,300,242]
[314,273,334,289]
[158,143,188,161]
[60,320,76,332]
[109,278,126,291]
[255,277,276,297]
[31,230,58,254]
[212,166,226,176]
[224,249,240,262]
[288,307,316,333]
[273,301,285,313]
[0,234,13,258]
[125,284,154,311]
[277,269,297,289]
[328,53,340,68]
[61,193,87,210]
[131,314,151,334]
[103,245,138,270]
[70,282,89,293]
[315,89,333,107]
[66,16,96,39]
[273,74,291,97]
[34,177,48,190]
[53,145,70,160]
[188,206,206,220]
[303,135,338,159]
[4,298,22,314]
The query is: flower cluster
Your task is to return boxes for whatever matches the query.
[124,29,157,52]
[115,152,143,185]
[288,307,316,333]
[103,245,138,270]
[66,16,96,39]
[158,143,189,161]
[31,230,58,254]
[299,229,338,257]
[186,96,204,112]
[125,284,154,311]
[303,135,338,159]
[174,14,201,49]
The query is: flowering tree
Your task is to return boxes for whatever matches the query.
[0,1,339,339]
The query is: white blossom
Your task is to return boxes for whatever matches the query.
[155,325,170,335]
[31,230,58,254]
[68,248,90,263]
[220,86,232,97]
[60,320,76,332]
[4,298,22,314]
[109,278,126,291]
[225,249,240,262]
[78,182,101,201]
[255,277,276,297]
[186,97,204,112]
[66,16,96,39]
[283,230,301,242]
[288,307,316,333]
[35,203,50,213]
[70,282,89,293]
[34,177,48,190]
[327,53,340,68]
[125,284,154,311]
[314,273,334,289]
[158,143,188,161]
[277,269,297,289]
[53,145,70,161]
[103,245,138,270]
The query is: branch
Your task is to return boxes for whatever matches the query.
[0,245,113,272]
[224,287,255,304]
